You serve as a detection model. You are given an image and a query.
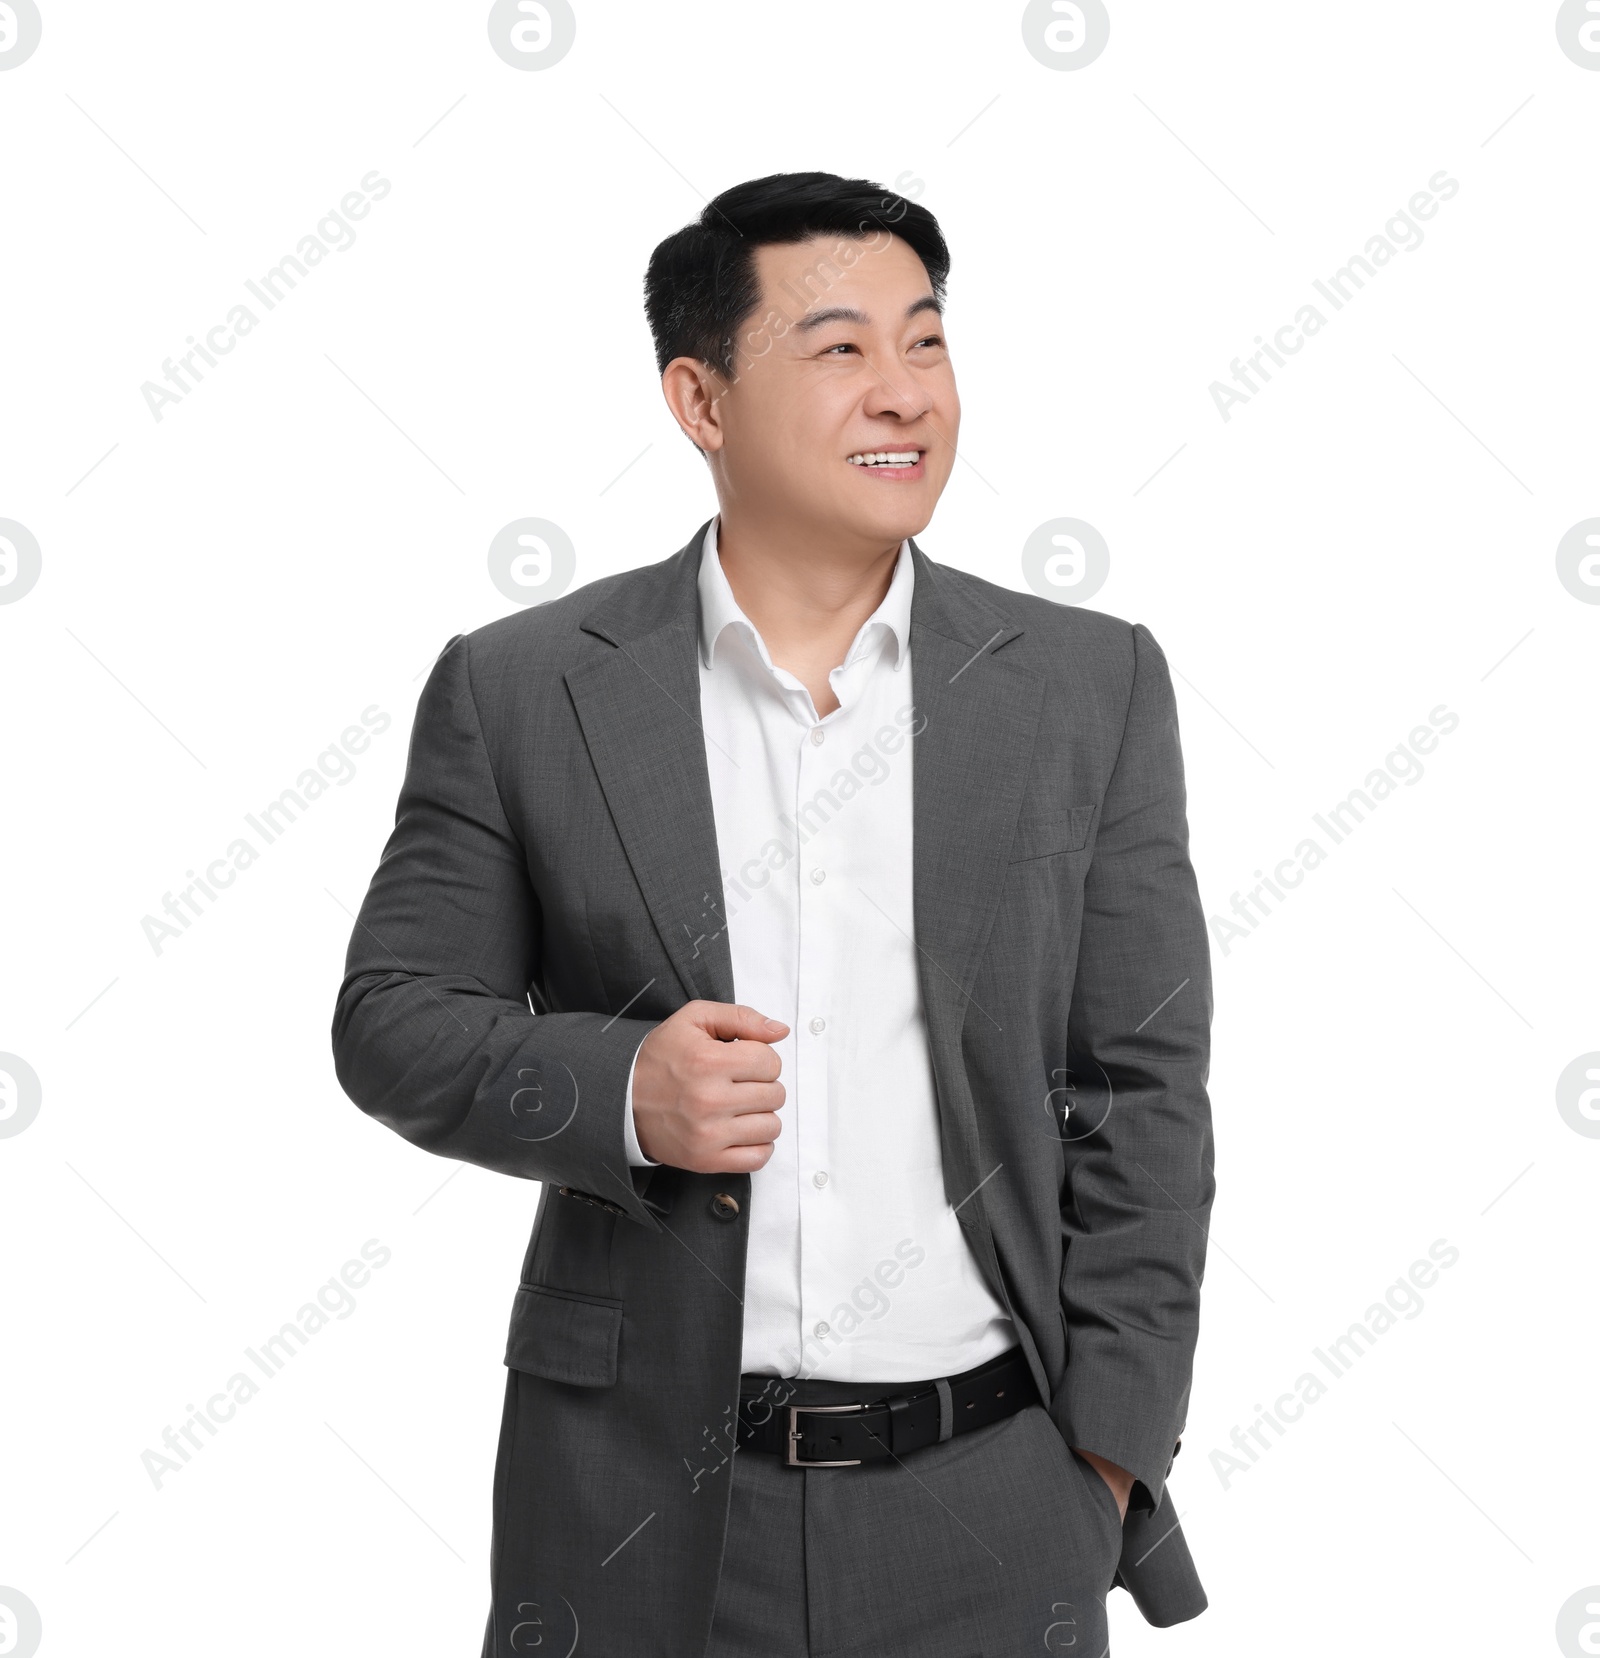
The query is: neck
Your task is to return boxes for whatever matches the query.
[713,509,902,669]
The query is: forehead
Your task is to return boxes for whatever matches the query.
[750,233,936,324]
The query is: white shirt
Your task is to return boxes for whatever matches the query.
[622,517,1014,1382]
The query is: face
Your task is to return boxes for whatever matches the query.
[663,232,961,553]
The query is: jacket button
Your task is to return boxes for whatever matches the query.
[709,1192,740,1222]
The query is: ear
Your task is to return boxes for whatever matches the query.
[661,356,730,455]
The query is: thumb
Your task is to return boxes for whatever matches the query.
[695,1001,790,1043]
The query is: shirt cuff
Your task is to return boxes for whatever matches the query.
[622,1034,660,1167]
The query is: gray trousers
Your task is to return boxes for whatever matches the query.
[705,1385,1124,1658]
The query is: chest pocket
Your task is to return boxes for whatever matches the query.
[1009,803,1097,864]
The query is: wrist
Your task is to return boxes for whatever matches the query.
[1072,1446,1134,1520]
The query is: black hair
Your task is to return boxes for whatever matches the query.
[643,171,950,383]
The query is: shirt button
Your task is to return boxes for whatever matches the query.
[809,1016,826,1035]
[814,1322,830,1338]
[813,1170,829,1188]
[810,868,826,885]
[810,727,826,746]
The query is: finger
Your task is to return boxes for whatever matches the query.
[720,1108,783,1147]
[694,1001,790,1043]
[716,1038,785,1083]
[706,1142,779,1176]
[723,1080,784,1117]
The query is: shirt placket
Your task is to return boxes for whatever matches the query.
[793,691,841,1370]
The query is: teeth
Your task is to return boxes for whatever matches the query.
[848,451,921,466]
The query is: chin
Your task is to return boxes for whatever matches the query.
[877,508,933,545]
[842,498,930,543]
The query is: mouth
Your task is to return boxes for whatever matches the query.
[846,447,926,480]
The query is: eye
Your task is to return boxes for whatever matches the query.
[915,334,945,349]
[821,342,858,355]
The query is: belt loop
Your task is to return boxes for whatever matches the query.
[935,1377,953,1443]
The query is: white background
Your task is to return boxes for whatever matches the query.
[2,3,1597,1654]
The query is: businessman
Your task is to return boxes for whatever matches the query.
[334,171,1214,1656]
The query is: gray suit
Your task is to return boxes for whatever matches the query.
[332,521,1215,1652]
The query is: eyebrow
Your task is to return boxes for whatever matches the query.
[792,295,943,334]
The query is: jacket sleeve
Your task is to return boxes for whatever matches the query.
[1048,621,1214,1512]
[331,633,664,1231]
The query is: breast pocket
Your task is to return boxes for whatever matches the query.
[504,1283,622,1387]
[1008,803,1097,864]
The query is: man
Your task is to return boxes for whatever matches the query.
[334,171,1214,1656]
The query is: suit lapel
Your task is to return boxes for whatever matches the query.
[567,526,1046,1220]
[905,547,1046,1215]
[565,523,737,1008]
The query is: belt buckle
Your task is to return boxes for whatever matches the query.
[786,1402,866,1467]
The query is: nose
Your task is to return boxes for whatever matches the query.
[861,359,933,425]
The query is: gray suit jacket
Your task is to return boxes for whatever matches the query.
[332,521,1215,1650]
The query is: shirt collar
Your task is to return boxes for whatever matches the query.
[697,515,914,674]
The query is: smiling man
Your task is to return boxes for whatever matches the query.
[334,171,1214,1657]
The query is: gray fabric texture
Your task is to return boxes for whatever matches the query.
[706,1404,1122,1657]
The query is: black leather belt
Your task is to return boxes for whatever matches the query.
[736,1345,1035,1467]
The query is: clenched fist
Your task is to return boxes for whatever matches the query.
[631,1000,789,1173]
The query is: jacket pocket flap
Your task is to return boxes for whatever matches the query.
[504,1284,622,1387]
[1010,803,1097,863]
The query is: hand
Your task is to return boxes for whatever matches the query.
[631,1001,789,1173]
[1073,1447,1134,1521]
